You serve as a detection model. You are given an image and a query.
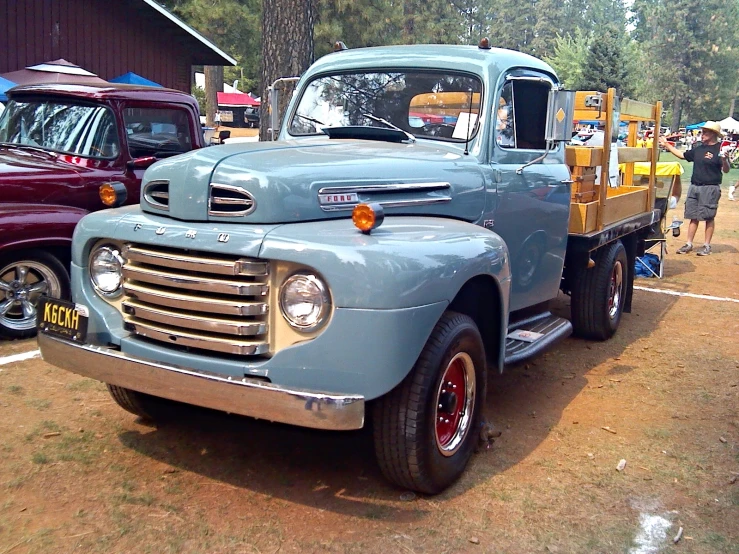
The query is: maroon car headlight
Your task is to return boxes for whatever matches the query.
[90,245,125,297]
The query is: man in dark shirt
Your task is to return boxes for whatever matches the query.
[659,121,729,256]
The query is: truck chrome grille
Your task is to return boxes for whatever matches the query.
[142,180,170,211]
[121,244,269,356]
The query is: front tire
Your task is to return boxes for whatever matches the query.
[107,385,158,419]
[571,240,627,340]
[0,251,70,339]
[373,311,486,494]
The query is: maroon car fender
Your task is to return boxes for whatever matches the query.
[0,203,88,253]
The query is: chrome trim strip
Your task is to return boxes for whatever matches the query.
[38,333,364,431]
[317,182,451,195]
[123,282,268,316]
[123,300,268,336]
[123,266,269,296]
[320,196,452,212]
[212,197,253,206]
[208,183,257,216]
[142,180,170,211]
[123,319,269,355]
[123,246,269,277]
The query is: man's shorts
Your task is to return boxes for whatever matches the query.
[684,184,721,221]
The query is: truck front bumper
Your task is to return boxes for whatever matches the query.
[38,333,365,431]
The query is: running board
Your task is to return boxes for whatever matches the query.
[504,312,573,366]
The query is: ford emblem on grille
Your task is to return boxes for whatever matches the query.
[209,183,257,216]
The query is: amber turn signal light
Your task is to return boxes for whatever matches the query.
[99,182,128,208]
[352,203,384,234]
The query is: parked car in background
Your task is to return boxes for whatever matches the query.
[0,83,204,338]
[244,107,259,128]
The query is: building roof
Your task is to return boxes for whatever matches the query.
[141,0,237,66]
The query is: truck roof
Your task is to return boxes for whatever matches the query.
[306,44,556,81]
[6,83,199,107]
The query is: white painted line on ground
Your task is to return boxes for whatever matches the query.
[634,286,739,304]
[629,513,671,554]
[0,349,41,367]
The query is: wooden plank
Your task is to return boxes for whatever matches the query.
[565,146,602,167]
[569,202,598,234]
[617,147,652,164]
[573,109,605,122]
[619,98,655,121]
[603,187,649,225]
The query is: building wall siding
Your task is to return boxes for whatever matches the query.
[0,0,220,91]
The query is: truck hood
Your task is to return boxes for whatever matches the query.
[140,139,487,224]
[0,147,82,203]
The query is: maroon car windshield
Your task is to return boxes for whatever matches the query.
[0,99,120,158]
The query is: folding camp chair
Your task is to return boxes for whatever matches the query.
[210,130,231,145]
[632,162,683,278]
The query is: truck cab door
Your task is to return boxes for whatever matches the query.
[490,76,571,312]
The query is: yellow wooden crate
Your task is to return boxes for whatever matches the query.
[569,186,649,234]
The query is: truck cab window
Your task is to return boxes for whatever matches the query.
[496,79,550,150]
[123,107,193,158]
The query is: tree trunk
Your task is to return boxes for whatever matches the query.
[260,0,315,141]
[671,94,682,133]
[729,82,739,118]
[205,66,224,127]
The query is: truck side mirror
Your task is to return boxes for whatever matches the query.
[545,89,575,142]
[268,77,301,141]
[126,156,157,170]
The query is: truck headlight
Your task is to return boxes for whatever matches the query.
[90,245,125,297]
[279,272,331,332]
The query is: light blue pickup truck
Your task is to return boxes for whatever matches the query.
[37,42,661,494]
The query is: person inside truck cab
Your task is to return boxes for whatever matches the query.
[496,96,513,147]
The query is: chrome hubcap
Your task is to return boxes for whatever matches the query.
[608,260,623,320]
[0,261,60,331]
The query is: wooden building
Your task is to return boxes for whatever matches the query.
[0,0,235,92]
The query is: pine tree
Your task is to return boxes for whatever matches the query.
[580,27,631,96]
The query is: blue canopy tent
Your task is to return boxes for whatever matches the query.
[109,72,162,87]
[685,121,706,130]
[0,76,17,102]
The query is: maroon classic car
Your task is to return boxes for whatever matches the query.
[0,83,204,338]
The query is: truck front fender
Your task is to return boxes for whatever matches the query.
[0,203,88,253]
[260,216,511,310]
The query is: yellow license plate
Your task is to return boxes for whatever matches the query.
[38,297,88,342]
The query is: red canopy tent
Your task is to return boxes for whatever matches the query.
[0,59,109,86]
[217,92,260,107]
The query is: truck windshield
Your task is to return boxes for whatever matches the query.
[288,71,483,142]
[0,99,119,158]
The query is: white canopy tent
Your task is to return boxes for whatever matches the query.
[718,116,739,133]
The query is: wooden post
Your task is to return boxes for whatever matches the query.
[649,101,662,212]
[596,89,615,231]
[624,121,638,187]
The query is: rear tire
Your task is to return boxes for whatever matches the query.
[571,240,627,340]
[373,311,486,494]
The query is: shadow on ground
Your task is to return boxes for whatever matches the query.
[117,291,679,521]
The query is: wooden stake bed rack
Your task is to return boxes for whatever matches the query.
[565,88,663,236]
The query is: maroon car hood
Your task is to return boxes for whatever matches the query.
[0,147,84,203]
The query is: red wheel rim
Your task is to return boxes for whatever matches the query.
[434,352,475,456]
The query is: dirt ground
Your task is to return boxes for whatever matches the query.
[1,190,738,553]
